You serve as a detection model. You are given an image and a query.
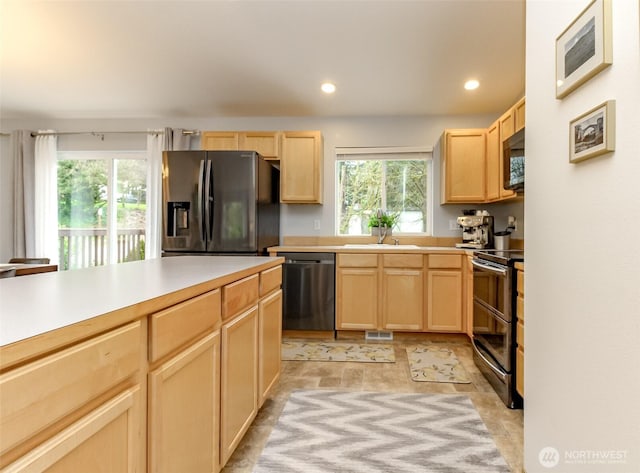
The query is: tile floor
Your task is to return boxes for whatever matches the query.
[221,335,524,473]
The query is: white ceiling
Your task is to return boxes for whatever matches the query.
[0,0,526,120]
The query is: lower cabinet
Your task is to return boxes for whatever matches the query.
[515,265,525,398]
[336,254,379,330]
[0,322,145,472]
[382,255,424,331]
[0,263,284,473]
[149,332,221,473]
[337,253,426,332]
[220,306,259,467]
[426,255,463,332]
[259,289,283,407]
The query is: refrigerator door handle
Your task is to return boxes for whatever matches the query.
[198,159,206,241]
[205,159,213,242]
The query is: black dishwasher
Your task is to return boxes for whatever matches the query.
[277,252,335,331]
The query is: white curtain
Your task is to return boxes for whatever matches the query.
[11,130,36,258]
[145,128,192,259]
[34,131,59,264]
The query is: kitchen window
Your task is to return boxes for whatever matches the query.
[57,151,147,270]
[335,147,433,236]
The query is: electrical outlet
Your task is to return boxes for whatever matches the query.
[449,219,460,231]
[508,216,517,231]
[313,220,321,230]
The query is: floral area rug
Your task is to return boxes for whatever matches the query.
[282,340,396,363]
[406,345,471,383]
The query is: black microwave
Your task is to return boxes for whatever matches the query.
[503,128,525,192]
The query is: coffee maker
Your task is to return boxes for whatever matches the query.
[455,211,494,249]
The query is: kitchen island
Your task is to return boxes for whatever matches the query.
[0,255,283,472]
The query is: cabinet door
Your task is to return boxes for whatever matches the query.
[382,268,424,331]
[149,332,220,473]
[464,256,474,338]
[485,120,501,201]
[240,131,280,160]
[427,270,463,332]
[280,131,323,203]
[499,110,515,141]
[4,387,143,473]
[259,290,282,407]
[514,97,526,133]
[441,130,486,203]
[220,306,259,467]
[336,267,378,330]
[201,131,240,150]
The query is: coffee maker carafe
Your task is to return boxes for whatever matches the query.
[455,211,494,249]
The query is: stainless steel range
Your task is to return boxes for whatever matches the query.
[471,249,524,409]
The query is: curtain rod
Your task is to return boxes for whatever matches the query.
[0,129,199,138]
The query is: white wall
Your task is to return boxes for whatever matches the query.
[0,113,525,258]
[525,1,640,472]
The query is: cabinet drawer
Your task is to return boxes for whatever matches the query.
[149,289,221,362]
[338,253,378,268]
[260,265,282,296]
[223,274,259,320]
[517,319,524,347]
[428,254,462,269]
[517,295,524,320]
[382,254,423,268]
[0,321,142,456]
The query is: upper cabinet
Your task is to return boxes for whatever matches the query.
[280,130,323,204]
[440,97,524,204]
[200,129,324,204]
[441,129,487,204]
[201,131,280,160]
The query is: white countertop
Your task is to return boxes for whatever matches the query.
[0,256,282,347]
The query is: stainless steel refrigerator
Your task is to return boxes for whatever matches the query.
[162,150,280,255]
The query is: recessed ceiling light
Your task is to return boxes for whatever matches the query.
[321,82,336,94]
[464,79,480,90]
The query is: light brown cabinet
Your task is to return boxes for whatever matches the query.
[515,264,525,398]
[280,130,323,203]
[426,255,463,332]
[381,254,424,331]
[219,268,282,469]
[0,322,145,472]
[148,289,221,473]
[258,267,282,408]
[337,253,424,331]
[441,129,487,203]
[200,131,280,160]
[441,97,524,204]
[336,254,379,330]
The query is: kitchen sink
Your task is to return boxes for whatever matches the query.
[343,244,420,249]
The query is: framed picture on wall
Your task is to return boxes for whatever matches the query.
[556,0,612,99]
[569,100,615,163]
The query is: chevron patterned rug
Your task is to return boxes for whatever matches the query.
[281,340,396,363]
[253,390,510,473]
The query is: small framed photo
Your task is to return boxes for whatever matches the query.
[569,100,615,163]
[556,0,612,99]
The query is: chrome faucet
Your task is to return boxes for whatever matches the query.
[377,225,388,244]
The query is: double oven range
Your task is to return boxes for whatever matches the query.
[471,249,524,409]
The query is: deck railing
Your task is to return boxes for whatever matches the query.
[58,228,145,270]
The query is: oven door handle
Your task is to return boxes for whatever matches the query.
[472,340,508,381]
[471,259,508,276]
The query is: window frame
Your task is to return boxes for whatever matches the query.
[334,146,434,236]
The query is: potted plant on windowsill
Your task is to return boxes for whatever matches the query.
[368,210,399,237]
